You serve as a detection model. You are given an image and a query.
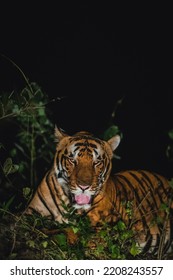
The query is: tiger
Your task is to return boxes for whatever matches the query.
[25,127,173,257]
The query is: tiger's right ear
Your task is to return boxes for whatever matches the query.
[54,126,68,143]
[107,135,121,151]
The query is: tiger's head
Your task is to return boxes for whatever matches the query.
[54,127,120,210]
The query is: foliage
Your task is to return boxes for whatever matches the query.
[1,157,19,177]
[1,201,172,260]
[102,97,123,160]
[0,208,142,260]
[1,83,55,183]
[0,82,56,211]
[102,97,123,141]
[103,125,120,141]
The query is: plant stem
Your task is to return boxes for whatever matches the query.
[30,123,35,186]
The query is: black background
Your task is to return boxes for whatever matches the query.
[0,3,173,177]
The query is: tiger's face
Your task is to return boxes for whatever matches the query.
[54,128,120,210]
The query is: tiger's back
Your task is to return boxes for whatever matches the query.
[87,169,173,255]
[25,128,173,257]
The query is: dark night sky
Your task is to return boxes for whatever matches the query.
[0,4,173,177]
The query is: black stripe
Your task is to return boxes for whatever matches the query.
[87,195,104,213]
[61,154,66,165]
[51,176,65,215]
[104,160,111,178]
[37,190,54,219]
[128,171,167,255]
[113,175,128,214]
[152,234,161,255]
[139,171,172,255]
[54,172,70,197]
[157,216,172,256]
[129,171,156,211]
[138,171,160,208]
[163,239,171,255]
[117,174,145,211]
[114,175,128,198]
[74,142,89,147]
[117,174,149,233]
[53,173,72,204]
[141,233,153,254]
[71,136,102,144]
[58,154,66,170]
[45,173,64,216]
[90,143,98,148]
[150,171,168,197]
[112,181,121,214]
[73,146,80,152]
[163,219,172,254]
[27,206,40,215]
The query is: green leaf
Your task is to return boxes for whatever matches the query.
[12,104,20,114]
[23,187,32,199]
[130,242,141,256]
[26,240,36,248]
[99,230,107,238]
[110,244,120,259]
[10,148,17,157]
[168,129,173,140]
[160,203,170,214]
[42,241,48,248]
[72,226,79,234]
[2,196,15,211]
[95,244,104,255]
[103,125,120,141]
[38,107,45,116]
[2,158,19,176]
[117,220,126,231]
[55,233,67,246]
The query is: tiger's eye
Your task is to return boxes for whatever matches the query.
[67,157,75,164]
[94,160,102,166]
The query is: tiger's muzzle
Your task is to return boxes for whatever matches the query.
[71,185,95,210]
[68,158,105,210]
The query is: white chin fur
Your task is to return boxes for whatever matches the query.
[74,203,91,210]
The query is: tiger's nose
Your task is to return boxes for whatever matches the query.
[78,185,91,190]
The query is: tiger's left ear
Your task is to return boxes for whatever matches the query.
[107,135,121,151]
[54,126,68,143]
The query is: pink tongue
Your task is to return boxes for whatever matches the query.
[75,194,90,205]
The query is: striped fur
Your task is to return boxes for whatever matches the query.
[26,127,173,255]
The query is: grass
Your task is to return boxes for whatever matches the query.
[0,207,172,260]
